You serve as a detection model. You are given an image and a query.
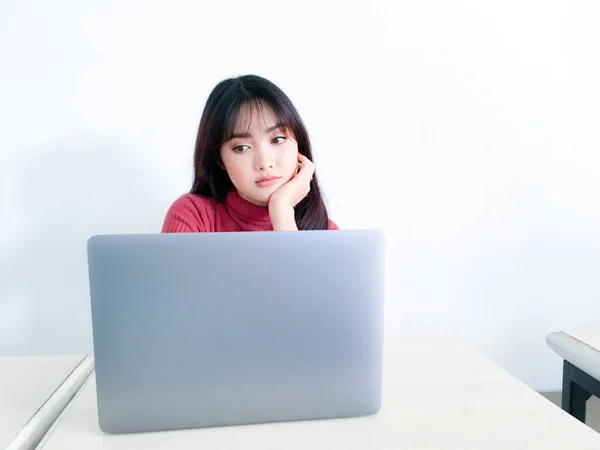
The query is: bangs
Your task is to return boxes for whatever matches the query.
[221,97,295,143]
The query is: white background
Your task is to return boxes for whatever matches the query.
[1,0,599,392]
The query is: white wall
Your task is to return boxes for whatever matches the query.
[1,0,599,392]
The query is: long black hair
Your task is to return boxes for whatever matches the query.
[191,74,330,230]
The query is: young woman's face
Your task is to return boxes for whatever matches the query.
[220,104,299,206]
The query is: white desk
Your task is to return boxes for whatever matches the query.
[569,334,600,353]
[546,331,600,423]
[547,332,600,381]
[39,340,600,449]
[0,355,90,449]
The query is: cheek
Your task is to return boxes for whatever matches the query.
[279,149,299,179]
[225,163,246,183]
[221,151,248,183]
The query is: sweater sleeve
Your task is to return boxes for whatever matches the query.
[161,195,211,233]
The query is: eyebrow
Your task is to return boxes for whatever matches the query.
[230,122,285,139]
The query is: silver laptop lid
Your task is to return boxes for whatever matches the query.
[87,229,386,433]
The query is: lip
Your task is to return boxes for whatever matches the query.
[255,176,281,187]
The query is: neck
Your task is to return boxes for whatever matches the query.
[224,189,272,224]
[238,190,268,208]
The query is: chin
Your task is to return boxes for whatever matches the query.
[240,190,270,207]
[241,182,284,206]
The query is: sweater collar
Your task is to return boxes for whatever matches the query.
[225,189,271,225]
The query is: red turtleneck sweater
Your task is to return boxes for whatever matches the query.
[161,190,338,233]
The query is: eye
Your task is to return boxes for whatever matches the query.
[272,136,287,144]
[232,145,249,153]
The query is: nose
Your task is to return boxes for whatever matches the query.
[255,145,275,171]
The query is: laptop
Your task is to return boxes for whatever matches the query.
[86,229,386,434]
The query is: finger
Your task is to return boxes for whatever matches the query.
[299,159,315,181]
[298,153,312,164]
[298,154,313,168]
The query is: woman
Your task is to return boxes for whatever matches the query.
[162,74,337,232]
